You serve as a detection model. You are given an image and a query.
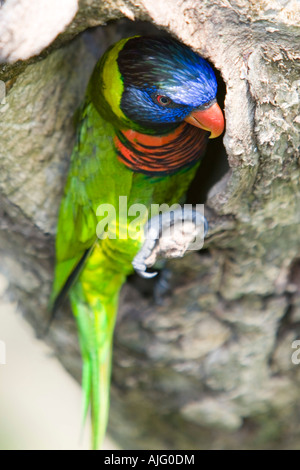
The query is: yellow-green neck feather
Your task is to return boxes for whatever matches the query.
[101,37,130,122]
[88,36,139,129]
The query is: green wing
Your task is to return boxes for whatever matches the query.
[50,98,135,308]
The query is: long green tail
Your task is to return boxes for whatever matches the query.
[69,266,125,449]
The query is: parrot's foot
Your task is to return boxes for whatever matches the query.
[132,208,208,278]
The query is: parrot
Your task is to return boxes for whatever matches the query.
[49,35,224,449]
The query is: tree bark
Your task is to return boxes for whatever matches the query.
[1,0,300,449]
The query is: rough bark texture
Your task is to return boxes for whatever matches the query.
[1,0,300,449]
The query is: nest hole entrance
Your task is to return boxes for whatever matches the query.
[85,18,229,205]
[92,20,229,295]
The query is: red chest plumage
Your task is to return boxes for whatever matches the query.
[114,123,208,176]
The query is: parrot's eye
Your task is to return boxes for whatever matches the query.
[156,95,172,107]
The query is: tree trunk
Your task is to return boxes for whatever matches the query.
[1,0,300,449]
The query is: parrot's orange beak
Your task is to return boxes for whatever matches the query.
[184,102,224,139]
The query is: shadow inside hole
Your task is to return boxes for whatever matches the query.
[187,68,229,205]
[81,19,171,60]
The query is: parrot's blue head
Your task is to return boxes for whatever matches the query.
[90,36,224,137]
[118,36,218,128]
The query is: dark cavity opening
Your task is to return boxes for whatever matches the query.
[187,67,228,204]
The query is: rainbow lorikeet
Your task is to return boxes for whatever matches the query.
[50,36,224,449]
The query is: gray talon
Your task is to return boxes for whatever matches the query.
[132,207,208,277]
[132,251,158,278]
[139,269,158,279]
